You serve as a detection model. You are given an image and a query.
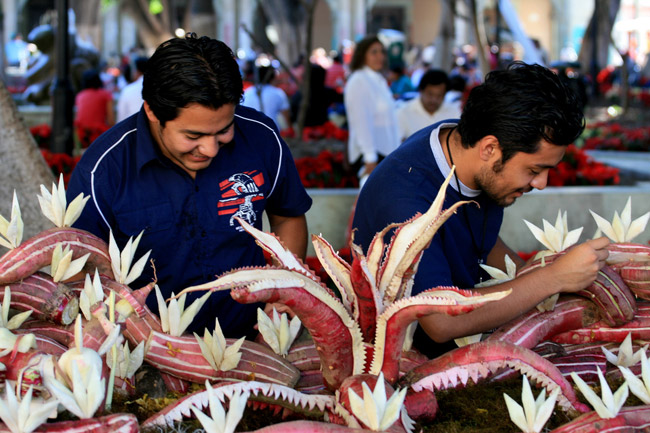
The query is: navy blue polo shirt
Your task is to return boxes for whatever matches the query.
[352,122,504,358]
[67,105,312,338]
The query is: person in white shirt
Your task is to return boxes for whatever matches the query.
[117,56,148,122]
[241,65,291,130]
[344,35,400,178]
[397,69,462,142]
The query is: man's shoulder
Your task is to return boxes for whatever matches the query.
[242,86,257,97]
[344,70,368,89]
[436,102,462,119]
[397,97,420,114]
[120,79,143,97]
[235,105,278,130]
[78,120,139,167]
[270,85,289,101]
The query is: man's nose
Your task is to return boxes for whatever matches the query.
[530,171,549,190]
[198,136,220,157]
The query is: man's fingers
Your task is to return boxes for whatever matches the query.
[589,236,611,249]
[596,248,610,262]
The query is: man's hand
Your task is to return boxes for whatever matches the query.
[264,302,295,318]
[362,161,377,176]
[549,236,610,293]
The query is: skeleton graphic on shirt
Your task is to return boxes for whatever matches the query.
[226,173,261,230]
[230,173,259,194]
[230,195,256,229]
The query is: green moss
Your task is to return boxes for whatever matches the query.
[418,377,573,433]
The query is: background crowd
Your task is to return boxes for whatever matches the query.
[6,26,648,188]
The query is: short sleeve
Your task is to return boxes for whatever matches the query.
[264,137,312,217]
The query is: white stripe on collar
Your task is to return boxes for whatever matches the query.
[429,122,481,197]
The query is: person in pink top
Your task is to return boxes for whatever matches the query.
[74,69,115,148]
[325,52,346,93]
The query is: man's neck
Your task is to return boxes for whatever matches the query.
[441,127,479,190]
[419,97,436,116]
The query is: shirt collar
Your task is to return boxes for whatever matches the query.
[362,66,385,81]
[429,121,481,197]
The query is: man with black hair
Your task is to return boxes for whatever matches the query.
[396,69,461,141]
[67,35,312,339]
[353,62,609,358]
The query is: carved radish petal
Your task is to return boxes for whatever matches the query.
[347,372,407,431]
[0,384,58,433]
[235,216,309,274]
[618,350,650,404]
[0,191,23,249]
[504,375,559,433]
[602,332,648,367]
[570,367,628,419]
[190,380,249,433]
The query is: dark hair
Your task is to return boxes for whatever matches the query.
[256,65,276,84]
[81,69,103,90]
[350,35,383,72]
[134,56,148,74]
[310,64,326,88]
[457,61,584,164]
[417,69,450,91]
[142,34,243,125]
[448,74,467,92]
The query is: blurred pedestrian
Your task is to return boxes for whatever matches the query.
[325,51,346,93]
[74,69,114,148]
[290,64,343,127]
[388,64,415,99]
[397,69,461,141]
[241,65,291,130]
[344,35,400,180]
[116,56,147,122]
[4,32,29,68]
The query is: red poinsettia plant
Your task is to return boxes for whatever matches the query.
[579,122,650,152]
[281,121,349,142]
[547,144,620,187]
[30,123,81,185]
[30,123,52,148]
[295,150,359,188]
[40,149,81,186]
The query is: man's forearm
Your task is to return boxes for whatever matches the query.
[418,264,568,342]
[268,214,308,260]
[486,236,525,271]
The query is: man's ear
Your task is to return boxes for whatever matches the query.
[143,101,159,124]
[477,135,501,163]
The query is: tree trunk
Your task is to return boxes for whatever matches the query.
[0,80,55,239]
[609,32,630,114]
[121,0,174,51]
[578,0,621,87]
[258,0,306,66]
[71,0,103,48]
[296,0,318,137]
[464,0,491,77]
[432,0,456,71]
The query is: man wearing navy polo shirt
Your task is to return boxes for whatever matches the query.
[353,62,610,358]
[66,34,312,339]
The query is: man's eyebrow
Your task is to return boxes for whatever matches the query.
[536,163,558,169]
[217,119,235,134]
[181,119,235,136]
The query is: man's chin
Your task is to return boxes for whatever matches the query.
[495,193,522,207]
